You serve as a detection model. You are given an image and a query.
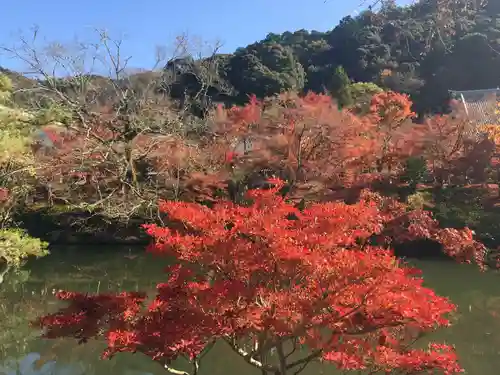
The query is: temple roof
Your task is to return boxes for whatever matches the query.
[450,88,500,125]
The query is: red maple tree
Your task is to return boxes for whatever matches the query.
[207,92,387,202]
[36,179,485,375]
[362,91,427,177]
[202,91,438,204]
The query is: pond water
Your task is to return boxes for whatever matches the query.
[0,246,499,375]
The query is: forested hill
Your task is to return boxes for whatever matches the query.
[190,0,500,116]
[3,0,500,117]
[220,0,500,116]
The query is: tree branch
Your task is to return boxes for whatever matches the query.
[164,364,191,375]
[223,337,278,373]
[286,349,322,370]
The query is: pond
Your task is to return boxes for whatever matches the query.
[0,246,499,375]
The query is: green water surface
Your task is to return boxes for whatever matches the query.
[0,247,499,375]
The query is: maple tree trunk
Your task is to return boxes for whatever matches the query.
[275,340,288,375]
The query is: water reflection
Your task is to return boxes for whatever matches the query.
[410,260,500,375]
[0,352,85,375]
[0,352,155,375]
[0,248,499,375]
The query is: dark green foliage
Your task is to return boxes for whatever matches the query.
[331,66,353,109]
[432,186,485,229]
[401,157,428,189]
[430,185,500,248]
[226,43,305,100]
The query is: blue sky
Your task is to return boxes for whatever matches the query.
[0,0,412,73]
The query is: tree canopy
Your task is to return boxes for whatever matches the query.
[162,0,500,116]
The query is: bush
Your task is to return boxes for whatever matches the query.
[0,228,48,287]
[0,74,13,104]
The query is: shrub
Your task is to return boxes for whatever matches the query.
[0,228,48,270]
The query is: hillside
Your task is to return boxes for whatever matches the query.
[2,0,500,118]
